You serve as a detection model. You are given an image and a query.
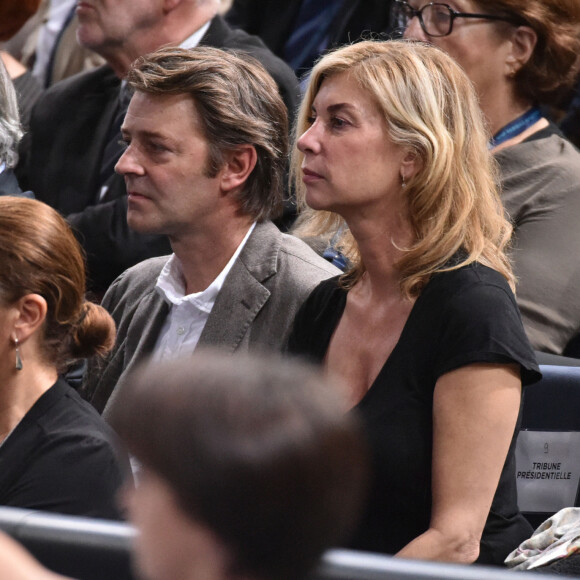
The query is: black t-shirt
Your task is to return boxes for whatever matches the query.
[0,379,129,519]
[288,262,540,564]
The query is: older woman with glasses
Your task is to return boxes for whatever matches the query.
[398,0,580,356]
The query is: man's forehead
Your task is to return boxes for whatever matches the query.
[129,90,193,108]
[125,91,199,123]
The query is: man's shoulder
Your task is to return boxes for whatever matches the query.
[242,221,339,289]
[202,16,298,105]
[204,14,273,53]
[105,256,170,300]
[29,65,119,129]
[38,64,118,103]
[277,232,340,275]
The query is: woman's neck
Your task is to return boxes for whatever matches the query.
[479,79,532,135]
[486,101,533,136]
[346,210,414,297]
[0,363,57,444]
[480,84,548,150]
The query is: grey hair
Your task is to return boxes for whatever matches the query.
[0,59,23,168]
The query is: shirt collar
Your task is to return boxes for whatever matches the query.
[155,222,256,312]
[180,19,212,50]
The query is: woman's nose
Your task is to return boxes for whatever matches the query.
[297,123,321,154]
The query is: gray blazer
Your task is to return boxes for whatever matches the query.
[82,221,339,417]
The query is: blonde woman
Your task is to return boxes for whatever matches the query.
[288,40,540,565]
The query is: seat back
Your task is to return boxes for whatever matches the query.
[0,506,135,580]
[0,509,565,580]
[516,364,580,529]
[312,549,564,579]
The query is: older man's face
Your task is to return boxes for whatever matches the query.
[75,0,163,56]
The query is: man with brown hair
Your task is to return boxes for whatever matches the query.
[82,47,338,417]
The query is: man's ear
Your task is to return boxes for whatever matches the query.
[506,26,537,77]
[219,145,258,193]
[12,294,48,344]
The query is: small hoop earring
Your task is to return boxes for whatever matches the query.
[14,337,23,371]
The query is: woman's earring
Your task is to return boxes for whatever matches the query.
[14,337,23,371]
[401,174,407,189]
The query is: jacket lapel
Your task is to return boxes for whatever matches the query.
[199,14,229,47]
[198,221,281,352]
[55,66,121,211]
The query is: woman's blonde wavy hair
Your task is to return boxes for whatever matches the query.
[291,40,514,298]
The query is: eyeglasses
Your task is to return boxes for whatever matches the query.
[392,0,523,38]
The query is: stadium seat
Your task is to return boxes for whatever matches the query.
[516,361,580,529]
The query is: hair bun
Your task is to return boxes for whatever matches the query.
[69,302,116,360]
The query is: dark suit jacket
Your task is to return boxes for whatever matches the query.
[17,15,299,294]
[226,0,395,59]
[81,221,339,417]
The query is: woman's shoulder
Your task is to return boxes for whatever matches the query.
[0,381,128,519]
[428,262,514,302]
[287,275,344,359]
[423,263,540,382]
[30,380,120,449]
[496,122,580,173]
[423,263,525,346]
[300,274,344,308]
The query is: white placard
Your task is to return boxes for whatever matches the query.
[515,430,580,513]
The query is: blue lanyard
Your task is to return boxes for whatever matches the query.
[489,107,542,148]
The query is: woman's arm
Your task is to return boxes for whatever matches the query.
[396,362,522,563]
[0,531,71,579]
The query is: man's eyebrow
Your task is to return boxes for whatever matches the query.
[120,127,170,140]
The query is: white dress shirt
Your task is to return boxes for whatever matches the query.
[152,223,256,361]
[32,0,77,85]
[180,20,212,49]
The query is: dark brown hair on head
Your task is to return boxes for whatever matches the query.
[0,0,41,41]
[481,0,580,103]
[111,349,369,580]
[0,197,115,372]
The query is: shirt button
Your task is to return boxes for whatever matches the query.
[176,326,185,335]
